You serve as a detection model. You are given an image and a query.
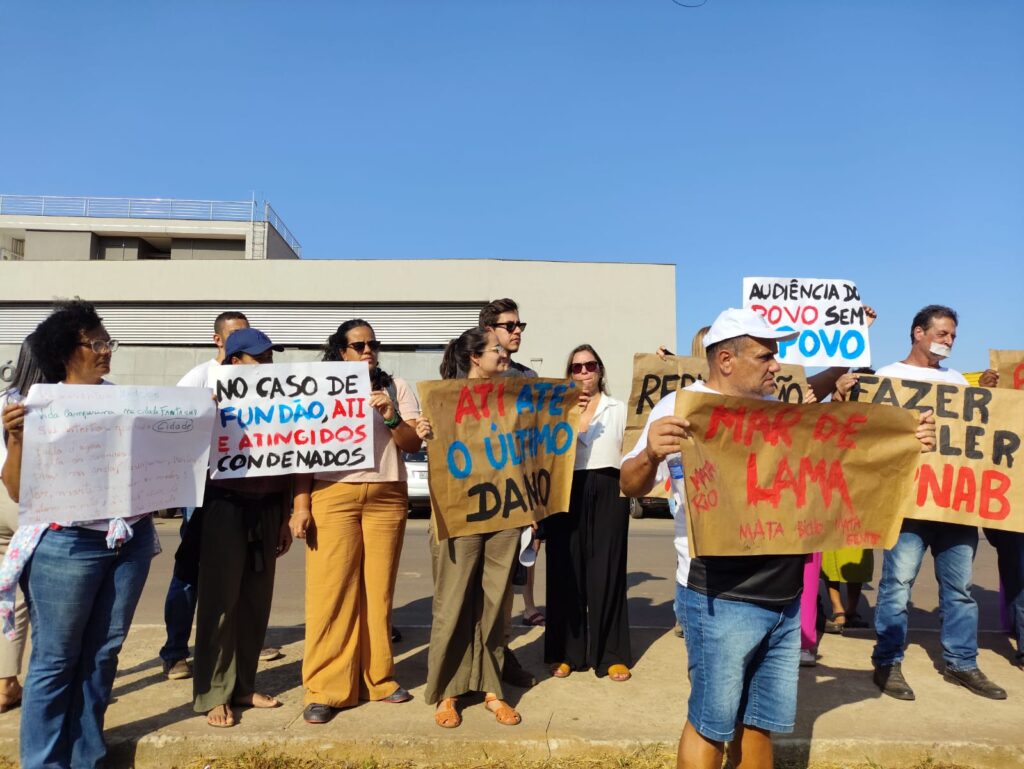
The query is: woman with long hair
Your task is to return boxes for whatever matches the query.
[290,319,422,724]
[0,300,157,769]
[417,326,522,728]
[544,344,631,681]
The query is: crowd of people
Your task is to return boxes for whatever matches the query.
[0,297,1021,769]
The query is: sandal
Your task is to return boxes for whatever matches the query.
[824,612,846,634]
[206,704,236,728]
[484,694,521,726]
[522,611,546,627]
[608,664,631,682]
[434,697,461,728]
[550,662,571,679]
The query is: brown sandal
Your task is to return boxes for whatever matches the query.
[550,662,571,679]
[434,697,461,728]
[484,694,521,726]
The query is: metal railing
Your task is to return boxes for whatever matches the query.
[0,194,257,222]
[263,202,302,256]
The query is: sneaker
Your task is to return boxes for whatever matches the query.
[873,663,915,700]
[799,650,817,667]
[502,648,537,688]
[258,647,283,662]
[163,658,192,680]
[942,666,1007,700]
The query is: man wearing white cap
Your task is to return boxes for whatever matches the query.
[622,308,935,769]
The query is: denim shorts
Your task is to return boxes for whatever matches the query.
[684,587,800,742]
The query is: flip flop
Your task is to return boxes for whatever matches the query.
[206,704,236,728]
[522,611,546,627]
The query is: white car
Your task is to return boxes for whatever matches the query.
[404,451,431,513]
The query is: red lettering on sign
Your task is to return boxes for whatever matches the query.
[1014,362,1024,391]
[812,412,867,449]
[706,405,802,447]
[746,454,854,511]
[454,386,480,424]
[915,464,1011,521]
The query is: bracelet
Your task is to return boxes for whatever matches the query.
[383,413,402,429]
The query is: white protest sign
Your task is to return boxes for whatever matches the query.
[743,277,872,367]
[19,384,216,525]
[210,361,374,479]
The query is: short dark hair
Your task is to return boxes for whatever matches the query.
[479,298,519,328]
[33,299,104,383]
[564,344,609,394]
[910,305,958,343]
[214,311,248,336]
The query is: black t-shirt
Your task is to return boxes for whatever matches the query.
[687,554,805,609]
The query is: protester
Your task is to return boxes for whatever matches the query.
[871,305,1007,701]
[544,345,631,681]
[0,300,159,769]
[479,298,541,685]
[161,310,252,681]
[821,370,875,633]
[290,319,421,724]
[0,336,45,713]
[418,326,522,728]
[621,308,936,769]
[192,328,293,727]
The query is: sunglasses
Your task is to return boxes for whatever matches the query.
[492,321,527,333]
[571,361,599,375]
[78,339,120,353]
[345,340,382,353]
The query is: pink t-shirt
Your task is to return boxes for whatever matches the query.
[315,377,421,483]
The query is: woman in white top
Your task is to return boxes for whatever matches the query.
[543,345,631,681]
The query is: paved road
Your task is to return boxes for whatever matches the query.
[137,514,1007,635]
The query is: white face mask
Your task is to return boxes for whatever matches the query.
[929,342,951,359]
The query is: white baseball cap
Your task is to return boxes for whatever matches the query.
[703,308,800,348]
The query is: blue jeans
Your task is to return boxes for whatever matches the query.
[872,519,978,671]
[20,518,154,769]
[683,588,800,742]
[674,581,688,635]
[159,509,197,664]
[984,527,1024,664]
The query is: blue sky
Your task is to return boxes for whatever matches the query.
[4,1,1022,371]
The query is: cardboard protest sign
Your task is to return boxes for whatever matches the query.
[418,378,581,540]
[673,390,920,556]
[743,277,871,367]
[851,375,1024,533]
[624,353,811,495]
[19,384,216,524]
[210,362,373,479]
[990,350,1024,391]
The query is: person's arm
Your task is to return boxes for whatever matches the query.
[289,473,314,539]
[806,305,877,401]
[1,403,26,503]
[620,415,691,497]
[979,369,999,388]
[916,409,936,453]
[391,420,423,453]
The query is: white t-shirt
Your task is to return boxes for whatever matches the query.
[874,361,968,386]
[574,394,625,471]
[178,359,218,389]
[623,380,719,586]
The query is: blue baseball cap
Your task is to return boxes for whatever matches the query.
[224,328,283,359]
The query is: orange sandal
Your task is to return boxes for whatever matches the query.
[434,697,461,728]
[550,662,571,679]
[608,664,632,682]
[484,694,521,726]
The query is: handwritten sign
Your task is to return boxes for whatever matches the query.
[417,378,580,540]
[210,362,374,479]
[990,350,1024,391]
[743,277,871,367]
[673,390,919,555]
[851,375,1024,533]
[624,353,810,498]
[19,384,216,525]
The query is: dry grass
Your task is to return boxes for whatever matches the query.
[173,746,980,769]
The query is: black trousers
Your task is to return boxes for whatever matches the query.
[544,467,631,676]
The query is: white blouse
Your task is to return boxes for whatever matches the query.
[573,394,625,471]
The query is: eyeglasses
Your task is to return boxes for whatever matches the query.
[492,321,527,333]
[345,340,382,353]
[78,339,120,353]
[571,361,599,375]
[484,344,506,355]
